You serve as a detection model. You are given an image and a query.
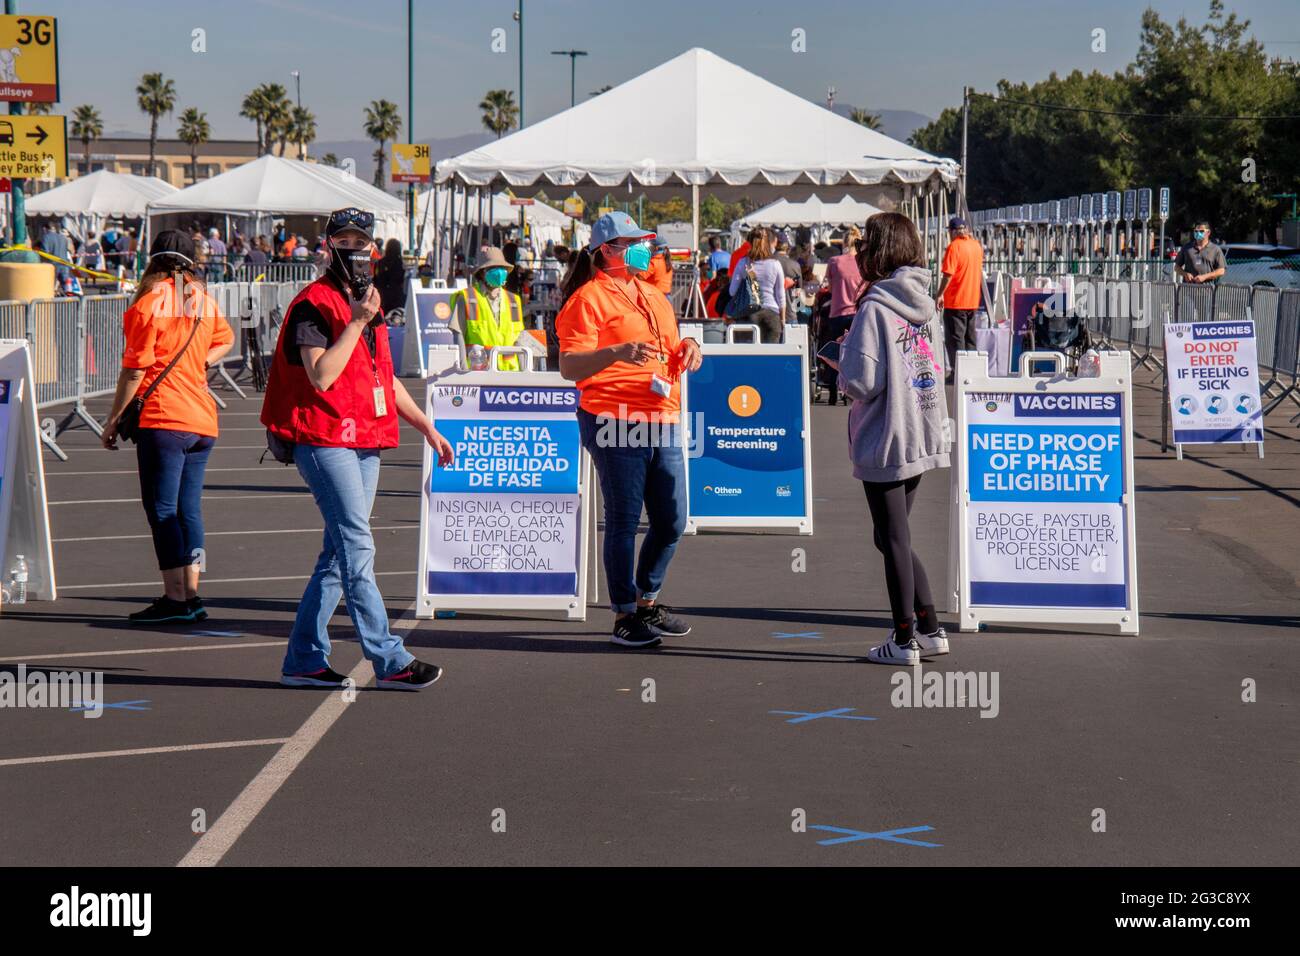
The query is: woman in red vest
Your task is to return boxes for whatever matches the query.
[262,208,453,691]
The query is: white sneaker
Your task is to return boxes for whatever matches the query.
[915,627,950,655]
[866,634,921,666]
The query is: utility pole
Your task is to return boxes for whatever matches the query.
[826,86,836,110]
[407,0,415,252]
[551,50,588,108]
[514,1,525,241]
[960,86,970,218]
[4,0,34,256]
[290,70,303,159]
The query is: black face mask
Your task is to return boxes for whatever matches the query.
[328,240,374,299]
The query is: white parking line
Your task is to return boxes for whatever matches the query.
[0,643,282,663]
[52,493,310,506]
[178,602,422,866]
[47,467,286,477]
[0,738,292,768]
[59,570,413,590]
[54,526,414,543]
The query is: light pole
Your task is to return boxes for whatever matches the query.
[407,0,415,252]
[551,50,588,108]
[513,2,525,239]
[290,70,303,159]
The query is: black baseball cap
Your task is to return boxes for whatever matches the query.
[148,229,196,266]
[326,207,375,239]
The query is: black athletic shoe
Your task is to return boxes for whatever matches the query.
[377,660,443,691]
[128,596,196,624]
[188,596,208,621]
[280,667,349,688]
[612,615,663,649]
[636,603,691,636]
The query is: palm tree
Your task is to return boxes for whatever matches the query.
[363,99,403,188]
[319,153,340,168]
[177,107,211,185]
[261,83,292,156]
[478,89,518,138]
[136,72,177,176]
[588,85,613,97]
[27,102,53,115]
[288,106,316,160]
[70,104,104,173]
[240,87,271,155]
[849,107,883,132]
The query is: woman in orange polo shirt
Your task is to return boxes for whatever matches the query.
[556,212,702,649]
[101,230,234,624]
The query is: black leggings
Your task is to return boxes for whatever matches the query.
[863,476,935,634]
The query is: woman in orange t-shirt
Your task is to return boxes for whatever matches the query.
[556,212,702,649]
[102,230,234,624]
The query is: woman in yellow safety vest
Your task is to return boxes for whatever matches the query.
[453,246,525,370]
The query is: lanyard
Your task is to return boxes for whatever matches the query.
[606,276,668,363]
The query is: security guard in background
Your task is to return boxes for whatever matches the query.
[452,246,526,370]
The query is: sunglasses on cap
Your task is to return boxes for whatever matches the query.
[328,208,375,231]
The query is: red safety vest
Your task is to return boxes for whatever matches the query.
[261,277,401,449]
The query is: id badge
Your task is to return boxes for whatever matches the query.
[373,386,388,417]
[649,374,672,398]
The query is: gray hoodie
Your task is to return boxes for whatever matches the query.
[837,265,950,482]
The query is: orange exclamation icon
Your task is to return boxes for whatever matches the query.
[728,385,761,417]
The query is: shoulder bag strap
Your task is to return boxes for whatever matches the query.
[138,307,205,408]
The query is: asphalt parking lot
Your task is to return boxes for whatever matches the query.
[1,368,1296,867]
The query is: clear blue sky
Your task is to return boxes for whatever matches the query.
[37,0,1300,142]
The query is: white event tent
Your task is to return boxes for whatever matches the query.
[731,194,885,244]
[414,188,588,254]
[147,155,407,242]
[24,170,176,236]
[434,47,958,271]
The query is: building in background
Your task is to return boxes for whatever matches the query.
[68,137,262,188]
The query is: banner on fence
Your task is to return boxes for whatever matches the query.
[417,361,591,619]
[951,349,1138,633]
[1164,319,1264,450]
[0,340,56,605]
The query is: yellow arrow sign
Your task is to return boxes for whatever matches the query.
[0,114,66,178]
[0,14,59,103]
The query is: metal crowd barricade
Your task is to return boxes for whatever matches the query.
[1212,283,1251,324]
[1251,286,1282,398]
[78,293,129,435]
[1262,289,1300,418]
[0,299,26,340]
[669,262,703,319]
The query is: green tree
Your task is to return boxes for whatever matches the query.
[319,152,340,168]
[261,83,293,156]
[136,72,177,176]
[70,104,104,172]
[479,89,519,138]
[364,99,403,188]
[288,106,317,160]
[849,107,883,132]
[177,107,211,185]
[240,86,272,155]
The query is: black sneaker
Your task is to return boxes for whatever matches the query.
[612,614,663,649]
[636,603,691,636]
[188,596,209,621]
[128,596,197,625]
[376,660,443,691]
[281,666,349,688]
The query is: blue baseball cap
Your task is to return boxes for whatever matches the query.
[947,216,967,229]
[588,210,654,250]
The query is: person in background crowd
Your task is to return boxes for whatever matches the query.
[245,237,268,268]
[556,211,703,649]
[281,232,298,260]
[729,227,786,343]
[934,215,984,384]
[451,246,525,369]
[127,228,143,277]
[707,235,730,274]
[775,238,801,286]
[206,228,227,283]
[40,222,72,283]
[554,245,571,268]
[292,235,310,260]
[262,207,452,691]
[100,230,234,623]
[1175,220,1226,285]
[643,238,675,296]
[373,238,408,318]
[81,231,104,272]
[824,226,865,404]
[837,212,949,666]
[729,235,751,274]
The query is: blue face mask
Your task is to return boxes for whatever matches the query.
[1193,230,1206,241]
[483,267,509,288]
[622,241,653,273]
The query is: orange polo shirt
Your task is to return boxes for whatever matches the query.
[644,254,674,293]
[940,234,984,310]
[556,270,683,423]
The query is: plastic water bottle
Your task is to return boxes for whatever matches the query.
[468,345,489,371]
[1077,349,1101,378]
[8,555,28,605]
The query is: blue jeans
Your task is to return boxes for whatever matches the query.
[283,445,414,679]
[577,409,688,613]
[135,428,214,571]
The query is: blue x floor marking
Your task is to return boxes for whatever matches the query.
[69,700,152,713]
[810,824,942,847]
[772,631,822,639]
[769,707,876,724]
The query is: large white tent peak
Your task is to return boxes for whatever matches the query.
[25,170,176,219]
[436,47,957,205]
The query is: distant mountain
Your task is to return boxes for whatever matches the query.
[830,105,934,145]
[309,132,493,188]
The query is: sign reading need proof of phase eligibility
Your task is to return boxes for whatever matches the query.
[965,392,1128,609]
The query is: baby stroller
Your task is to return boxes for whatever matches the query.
[1029,304,1091,374]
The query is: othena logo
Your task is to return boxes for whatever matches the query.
[49,886,151,936]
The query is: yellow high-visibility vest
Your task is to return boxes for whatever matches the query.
[453,286,525,371]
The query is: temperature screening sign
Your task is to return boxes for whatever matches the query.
[423,383,582,599]
[964,392,1128,610]
[1165,320,1263,445]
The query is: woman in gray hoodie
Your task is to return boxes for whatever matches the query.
[837,213,951,666]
